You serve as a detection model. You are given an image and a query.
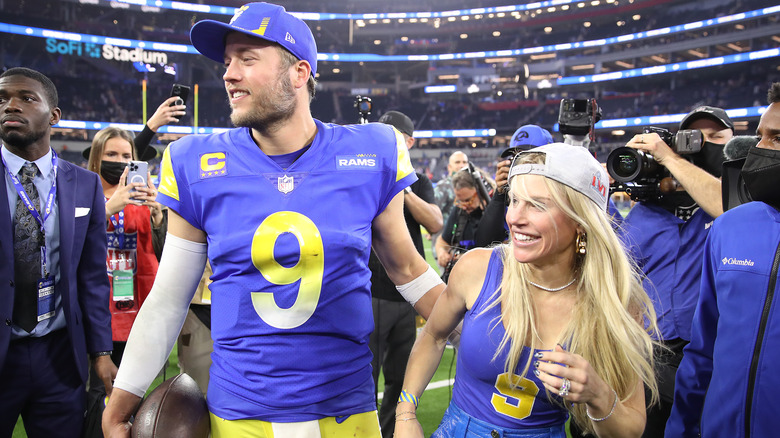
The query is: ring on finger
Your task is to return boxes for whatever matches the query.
[558,377,571,397]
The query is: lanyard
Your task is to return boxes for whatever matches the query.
[109,209,125,249]
[3,151,58,277]
[3,151,58,234]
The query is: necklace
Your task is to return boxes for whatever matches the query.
[528,277,576,292]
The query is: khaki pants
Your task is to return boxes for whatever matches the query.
[177,308,213,395]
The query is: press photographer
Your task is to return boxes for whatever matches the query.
[435,164,492,282]
[613,106,733,437]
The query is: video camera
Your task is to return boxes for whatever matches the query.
[354,95,372,124]
[606,127,703,202]
[558,98,602,138]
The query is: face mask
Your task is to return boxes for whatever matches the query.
[100,161,127,185]
[741,147,780,210]
[691,141,726,178]
[657,191,697,220]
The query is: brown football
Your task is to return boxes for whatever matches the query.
[131,373,209,438]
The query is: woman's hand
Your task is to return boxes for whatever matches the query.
[146,96,186,132]
[105,166,146,217]
[533,345,613,408]
[130,171,163,226]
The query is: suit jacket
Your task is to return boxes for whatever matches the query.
[0,156,112,383]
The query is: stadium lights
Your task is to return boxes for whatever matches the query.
[557,48,780,85]
[1,6,776,65]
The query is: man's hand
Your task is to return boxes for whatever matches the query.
[93,355,118,396]
[625,132,676,164]
[495,159,511,194]
[103,388,143,438]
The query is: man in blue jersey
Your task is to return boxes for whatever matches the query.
[665,82,780,437]
[619,106,733,437]
[103,3,444,437]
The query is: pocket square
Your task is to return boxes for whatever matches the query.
[75,207,90,217]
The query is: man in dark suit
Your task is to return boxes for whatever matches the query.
[0,67,116,437]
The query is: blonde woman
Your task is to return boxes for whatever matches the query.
[396,143,658,438]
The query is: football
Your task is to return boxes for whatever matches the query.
[131,373,210,438]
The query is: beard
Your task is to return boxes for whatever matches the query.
[0,126,47,151]
[229,67,297,135]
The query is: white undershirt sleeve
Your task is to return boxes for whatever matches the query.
[112,233,207,397]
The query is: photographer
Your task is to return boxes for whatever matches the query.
[435,167,490,281]
[618,106,733,436]
[666,83,780,438]
[474,124,554,247]
[432,151,469,261]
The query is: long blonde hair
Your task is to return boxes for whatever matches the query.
[485,153,659,434]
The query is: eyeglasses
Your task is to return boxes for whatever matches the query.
[454,192,479,207]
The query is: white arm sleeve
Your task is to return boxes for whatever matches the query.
[112,233,207,397]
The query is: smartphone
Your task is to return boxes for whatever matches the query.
[170,83,191,106]
[126,160,148,187]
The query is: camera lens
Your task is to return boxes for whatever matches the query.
[614,153,638,178]
[607,147,660,183]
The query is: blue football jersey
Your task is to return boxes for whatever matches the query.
[156,119,416,421]
[452,248,569,428]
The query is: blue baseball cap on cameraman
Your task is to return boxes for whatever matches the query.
[190,2,318,76]
[502,125,554,158]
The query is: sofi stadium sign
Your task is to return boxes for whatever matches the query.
[45,38,168,63]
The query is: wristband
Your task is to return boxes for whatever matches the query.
[398,390,419,408]
[90,351,112,360]
[395,265,443,306]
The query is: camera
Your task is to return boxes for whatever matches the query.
[606,127,703,202]
[558,98,601,137]
[354,95,372,124]
[722,158,752,211]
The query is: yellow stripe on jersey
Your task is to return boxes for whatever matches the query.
[393,128,415,182]
[209,411,380,438]
[158,146,180,202]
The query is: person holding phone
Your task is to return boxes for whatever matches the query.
[85,126,165,371]
[129,94,187,166]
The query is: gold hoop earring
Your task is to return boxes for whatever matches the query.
[576,233,587,255]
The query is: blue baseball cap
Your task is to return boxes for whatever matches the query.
[190,2,318,76]
[501,124,554,158]
[510,125,553,149]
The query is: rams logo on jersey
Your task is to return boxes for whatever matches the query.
[337,154,377,170]
[200,152,227,179]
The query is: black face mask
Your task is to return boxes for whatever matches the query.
[100,161,127,185]
[741,147,780,210]
[658,191,698,220]
[691,141,726,178]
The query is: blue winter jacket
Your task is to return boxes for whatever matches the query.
[666,201,780,438]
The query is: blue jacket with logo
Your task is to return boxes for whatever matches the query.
[621,203,714,342]
[665,201,780,438]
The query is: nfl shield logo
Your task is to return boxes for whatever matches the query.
[278,175,294,194]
